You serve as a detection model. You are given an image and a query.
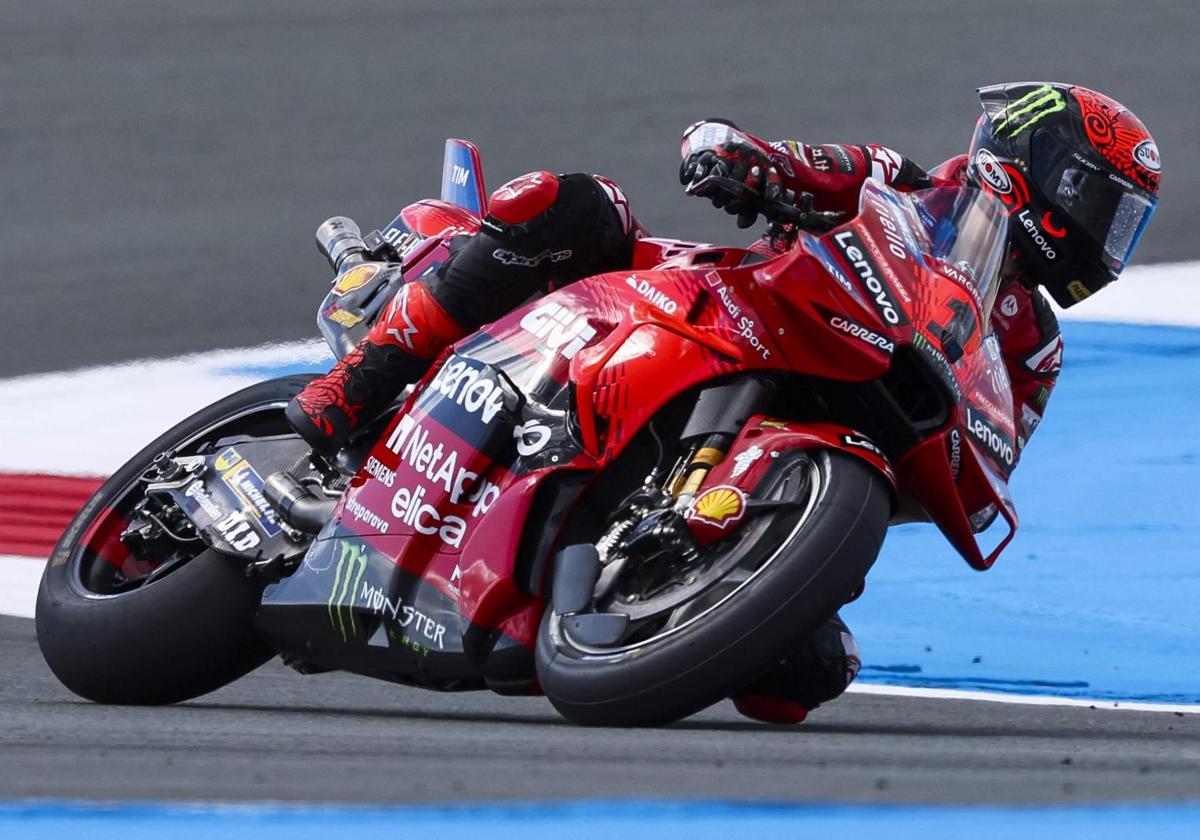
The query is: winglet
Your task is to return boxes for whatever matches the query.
[440,139,488,218]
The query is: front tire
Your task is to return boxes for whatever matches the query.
[35,374,316,705]
[536,449,890,726]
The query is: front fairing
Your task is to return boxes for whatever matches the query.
[750,182,1019,568]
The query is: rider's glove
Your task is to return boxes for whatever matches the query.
[679,120,784,229]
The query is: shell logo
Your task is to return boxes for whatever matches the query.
[689,485,747,530]
[332,263,380,297]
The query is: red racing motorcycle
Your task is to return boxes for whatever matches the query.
[37,139,1019,725]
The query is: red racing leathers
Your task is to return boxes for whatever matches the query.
[742,134,1063,457]
[287,124,1064,725]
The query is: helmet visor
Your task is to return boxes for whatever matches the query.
[1031,130,1158,273]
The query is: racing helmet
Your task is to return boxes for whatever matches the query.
[965,82,1160,308]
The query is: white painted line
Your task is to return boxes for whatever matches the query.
[0,338,331,476]
[847,682,1198,715]
[0,555,43,619]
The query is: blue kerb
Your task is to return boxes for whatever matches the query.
[4,800,1200,840]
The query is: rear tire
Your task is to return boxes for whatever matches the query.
[536,449,890,726]
[35,375,316,704]
[38,548,274,705]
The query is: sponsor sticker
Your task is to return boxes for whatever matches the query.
[828,144,855,175]
[730,445,764,478]
[1017,209,1059,261]
[513,419,551,457]
[993,84,1066,138]
[1133,139,1160,173]
[184,480,223,522]
[519,302,597,360]
[803,236,858,299]
[325,307,363,328]
[704,271,772,360]
[324,541,451,652]
[828,313,895,354]
[214,447,242,472]
[626,275,680,315]
[493,247,572,267]
[327,541,370,641]
[332,263,380,297]
[213,511,261,552]
[866,145,903,183]
[966,407,1016,472]
[831,230,909,327]
[1066,280,1092,302]
[382,414,501,548]
[217,452,281,537]
[841,433,884,457]
[419,356,513,427]
[688,485,747,530]
[948,427,962,481]
[974,149,1012,195]
[912,332,963,401]
[1023,333,1064,375]
[1021,403,1043,436]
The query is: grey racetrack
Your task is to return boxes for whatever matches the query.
[4,0,1199,376]
[4,617,1198,803]
[2,0,1199,806]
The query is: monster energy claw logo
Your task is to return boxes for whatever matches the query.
[328,541,369,641]
[993,84,1066,138]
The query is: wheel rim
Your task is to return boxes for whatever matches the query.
[67,400,292,600]
[551,455,825,658]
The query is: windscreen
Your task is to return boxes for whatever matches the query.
[909,186,1010,322]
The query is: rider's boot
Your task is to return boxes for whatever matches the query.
[287,170,638,454]
[732,612,861,724]
[285,280,466,454]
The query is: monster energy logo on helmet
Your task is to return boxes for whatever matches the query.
[992,84,1067,138]
[328,541,369,641]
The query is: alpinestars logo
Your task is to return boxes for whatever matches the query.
[328,541,369,642]
[384,284,420,350]
[992,84,1066,138]
[832,230,909,327]
[492,247,572,267]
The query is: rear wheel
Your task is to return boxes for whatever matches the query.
[35,375,316,705]
[536,448,890,726]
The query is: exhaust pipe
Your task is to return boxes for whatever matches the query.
[264,472,336,535]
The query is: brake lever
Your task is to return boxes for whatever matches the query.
[686,176,844,232]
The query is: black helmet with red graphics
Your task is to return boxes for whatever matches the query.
[965,82,1160,308]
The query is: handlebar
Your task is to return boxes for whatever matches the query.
[685,175,844,233]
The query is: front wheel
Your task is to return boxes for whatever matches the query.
[35,374,317,705]
[536,448,891,726]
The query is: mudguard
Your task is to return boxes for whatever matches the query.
[683,416,898,545]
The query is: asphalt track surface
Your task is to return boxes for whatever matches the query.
[3,616,1199,804]
[3,0,1200,807]
[5,0,1200,376]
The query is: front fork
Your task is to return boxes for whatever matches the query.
[667,377,775,513]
